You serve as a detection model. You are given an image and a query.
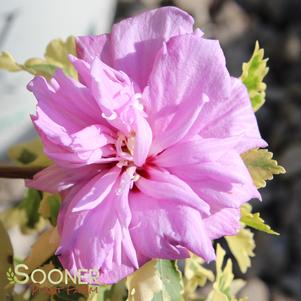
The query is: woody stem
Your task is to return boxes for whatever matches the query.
[0,165,44,179]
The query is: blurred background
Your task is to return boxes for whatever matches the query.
[0,0,300,300]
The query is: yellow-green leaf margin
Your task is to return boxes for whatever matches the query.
[241,204,279,235]
[0,36,77,79]
[206,244,246,301]
[225,228,255,274]
[241,149,285,189]
[241,41,269,112]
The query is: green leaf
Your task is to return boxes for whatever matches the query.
[43,36,77,79]
[153,260,183,301]
[241,149,286,189]
[0,221,14,299]
[241,41,269,111]
[25,63,58,78]
[19,189,43,229]
[206,244,246,301]
[0,52,23,71]
[8,138,51,168]
[184,254,214,300]
[0,36,77,79]
[241,204,279,235]
[225,228,255,274]
[48,196,60,227]
[39,193,61,226]
[127,260,163,301]
[127,260,183,301]
[0,51,56,78]
[17,149,37,164]
[103,281,127,301]
[0,207,27,231]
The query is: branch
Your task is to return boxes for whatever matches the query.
[0,165,44,179]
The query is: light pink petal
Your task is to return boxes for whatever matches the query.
[31,108,72,147]
[69,124,114,152]
[144,34,230,152]
[90,58,138,135]
[90,58,134,113]
[40,136,116,168]
[154,137,238,167]
[129,192,215,262]
[28,71,117,166]
[57,168,139,284]
[198,77,267,153]
[68,54,92,87]
[154,137,260,211]
[133,110,152,167]
[72,166,121,212]
[203,208,241,240]
[77,7,194,89]
[28,70,102,129]
[150,92,209,155]
[135,167,210,216]
[76,34,112,67]
[33,112,116,166]
[170,149,260,212]
[25,164,101,193]
[155,137,244,185]
[169,161,244,185]
[193,180,260,213]
[56,180,91,235]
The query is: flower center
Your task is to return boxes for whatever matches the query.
[115,133,140,193]
[115,133,135,162]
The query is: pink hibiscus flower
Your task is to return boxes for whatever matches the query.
[26,7,267,284]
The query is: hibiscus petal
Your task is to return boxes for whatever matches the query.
[57,168,139,284]
[69,124,114,152]
[90,58,138,135]
[33,112,115,166]
[154,137,238,167]
[150,92,209,155]
[135,168,210,216]
[77,7,194,89]
[203,208,241,240]
[28,70,102,129]
[26,164,101,193]
[90,58,134,113]
[28,71,116,166]
[133,110,152,167]
[68,54,92,87]
[39,136,116,168]
[170,150,260,212]
[144,34,231,152]
[71,166,121,212]
[155,137,245,185]
[76,34,112,67]
[129,192,215,262]
[198,77,267,153]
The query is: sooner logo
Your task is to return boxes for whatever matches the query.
[8,264,102,285]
